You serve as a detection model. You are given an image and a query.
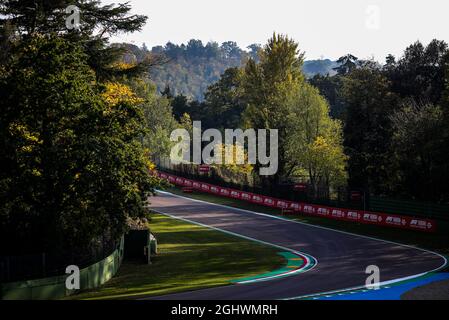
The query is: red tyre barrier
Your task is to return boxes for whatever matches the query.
[276,200,289,209]
[210,186,220,194]
[316,206,331,217]
[346,210,362,222]
[157,172,437,232]
[302,204,316,215]
[241,192,252,201]
[230,190,241,199]
[409,218,435,231]
[262,196,276,207]
[159,173,168,179]
[289,202,302,212]
[362,212,383,224]
[251,194,264,205]
[219,188,230,197]
[331,208,346,220]
[200,183,210,192]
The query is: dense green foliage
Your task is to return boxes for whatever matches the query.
[342,66,399,194]
[0,36,160,254]
[149,40,254,101]
[389,102,447,199]
[285,83,347,196]
[0,1,164,255]
[241,33,305,184]
[0,0,152,81]
[166,34,347,195]
[118,41,337,101]
[123,79,180,158]
[309,74,345,118]
[166,37,449,203]
[312,40,449,202]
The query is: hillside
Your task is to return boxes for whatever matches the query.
[118,41,336,100]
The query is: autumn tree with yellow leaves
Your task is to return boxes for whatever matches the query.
[0,35,160,255]
[285,82,347,196]
[242,34,347,195]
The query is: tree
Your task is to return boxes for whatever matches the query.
[0,1,147,36]
[389,101,448,200]
[240,33,347,194]
[0,35,158,255]
[341,66,398,193]
[171,94,190,120]
[247,44,261,62]
[160,84,173,99]
[384,54,396,71]
[333,54,358,75]
[149,40,249,101]
[0,0,151,80]
[441,52,449,114]
[129,79,179,159]
[202,67,246,129]
[309,74,346,119]
[384,54,449,202]
[285,83,347,196]
[205,41,220,58]
[186,39,205,58]
[242,33,305,186]
[386,40,448,104]
[221,41,242,59]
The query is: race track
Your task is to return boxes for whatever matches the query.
[147,192,446,300]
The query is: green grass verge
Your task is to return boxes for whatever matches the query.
[167,187,449,259]
[69,213,284,300]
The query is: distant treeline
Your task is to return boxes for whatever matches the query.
[118,40,337,100]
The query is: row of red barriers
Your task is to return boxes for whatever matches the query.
[157,172,437,233]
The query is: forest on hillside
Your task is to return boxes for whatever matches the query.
[118,41,337,100]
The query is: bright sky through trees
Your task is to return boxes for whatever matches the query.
[103,0,449,61]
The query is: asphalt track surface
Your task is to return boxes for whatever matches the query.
[147,192,447,300]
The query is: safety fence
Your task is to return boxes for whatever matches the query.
[158,172,437,233]
[370,196,449,221]
[155,158,449,220]
[0,237,124,300]
[0,237,118,283]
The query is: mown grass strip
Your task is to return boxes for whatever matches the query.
[69,213,284,300]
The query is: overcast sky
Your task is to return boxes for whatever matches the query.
[102,0,449,61]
